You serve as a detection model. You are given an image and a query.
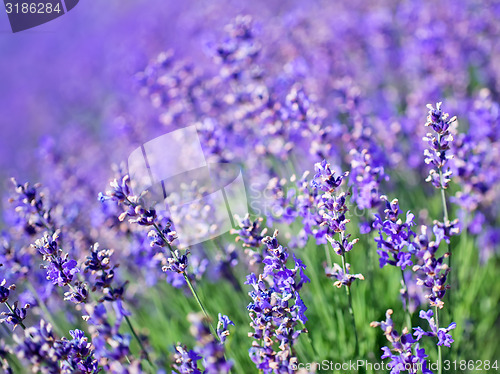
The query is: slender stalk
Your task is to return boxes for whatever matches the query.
[438,170,451,256]
[154,224,218,340]
[438,169,455,304]
[440,187,449,223]
[435,305,442,374]
[340,251,359,356]
[182,272,216,335]
[124,314,155,369]
[400,269,412,330]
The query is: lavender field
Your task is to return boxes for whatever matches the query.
[1,1,500,373]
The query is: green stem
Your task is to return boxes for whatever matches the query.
[154,224,218,340]
[438,169,455,305]
[400,269,412,330]
[435,305,442,374]
[124,314,155,369]
[438,169,451,256]
[341,252,359,356]
[439,186,449,224]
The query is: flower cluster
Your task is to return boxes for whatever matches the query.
[4,1,500,371]
[311,163,351,249]
[189,313,233,373]
[32,232,86,304]
[15,320,100,374]
[82,303,140,371]
[217,313,235,344]
[411,225,451,309]
[451,89,500,261]
[232,214,268,265]
[310,160,364,288]
[0,278,29,330]
[371,309,432,374]
[326,263,364,288]
[310,160,347,194]
[212,15,261,83]
[294,171,328,246]
[414,310,456,347]
[172,344,202,374]
[8,179,53,236]
[84,243,127,303]
[174,313,233,374]
[245,231,309,373]
[423,103,457,189]
[99,175,156,226]
[349,148,388,213]
[101,175,187,277]
[373,197,416,270]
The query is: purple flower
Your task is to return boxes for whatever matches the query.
[413,309,456,348]
[217,314,235,344]
[294,172,328,245]
[412,225,451,309]
[311,162,354,250]
[245,230,308,373]
[148,223,177,247]
[326,263,364,288]
[311,159,348,193]
[231,215,267,249]
[172,344,202,374]
[32,233,59,256]
[14,320,100,373]
[101,175,157,226]
[31,232,86,303]
[84,244,128,302]
[101,174,189,277]
[309,160,364,288]
[371,309,432,374]
[423,102,457,189]
[0,279,11,303]
[187,313,232,374]
[373,196,416,270]
[8,179,53,235]
[0,279,29,330]
[349,148,389,212]
[46,257,79,287]
[162,249,189,274]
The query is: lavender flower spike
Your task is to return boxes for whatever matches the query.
[413,309,456,348]
[371,309,433,374]
[245,230,308,373]
[326,263,364,288]
[412,225,451,309]
[423,102,457,189]
[188,313,232,374]
[217,313,235,344]
[373,196,416,270]
[0,279,29,330]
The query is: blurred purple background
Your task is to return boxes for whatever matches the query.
[0,0,283,181]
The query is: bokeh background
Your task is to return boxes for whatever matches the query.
[0,0,281,182]
[1,1,500,373]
